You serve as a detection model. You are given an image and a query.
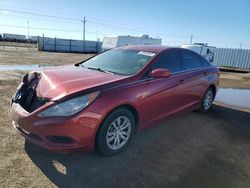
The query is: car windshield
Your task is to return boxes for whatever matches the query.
[81,49,156,75]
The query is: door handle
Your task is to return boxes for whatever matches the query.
[179,79,185,84]
[203,71,208,76]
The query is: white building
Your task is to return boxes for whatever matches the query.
[102,35,162,51]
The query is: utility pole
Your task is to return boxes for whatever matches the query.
[96,30,99,41]
[27,20,30,38]
[240,42,243,49]
[190,33,193,44]
[81,16,86,52]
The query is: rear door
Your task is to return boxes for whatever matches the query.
[178,49,208,107]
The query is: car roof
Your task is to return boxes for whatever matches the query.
[118,45,173,53]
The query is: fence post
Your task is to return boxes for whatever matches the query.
[70,38,71,52]
[37,36,40,51]
[42,34,44,51]
[55,37,57,52]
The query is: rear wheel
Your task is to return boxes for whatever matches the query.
[198,87,214,112]
[97,108,135,155]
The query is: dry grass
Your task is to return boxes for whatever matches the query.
[0,49,94,65]
[219,72,250,89]
[0,79,53,187]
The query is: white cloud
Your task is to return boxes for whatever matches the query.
[0,10,9,14]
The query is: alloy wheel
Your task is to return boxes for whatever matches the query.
[106,116,132,150]
[204,90,213,111]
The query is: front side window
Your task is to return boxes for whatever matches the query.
[81,49,156,75]
[152,51,181,73]
[180,51,202,70]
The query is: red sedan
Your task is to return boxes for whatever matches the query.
[11,46,219,155]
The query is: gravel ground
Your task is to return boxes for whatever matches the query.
[0,49,250,188]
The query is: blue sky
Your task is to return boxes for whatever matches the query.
[0,0,249,48]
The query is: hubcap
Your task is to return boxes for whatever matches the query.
[106,116,131,150]
[204,90,213,110]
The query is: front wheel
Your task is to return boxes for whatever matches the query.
[197,87,214,113]
[97,108,136,155]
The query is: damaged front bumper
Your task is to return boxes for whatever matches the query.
[11,98,100,153]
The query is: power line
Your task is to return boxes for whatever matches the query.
[1,6,191,36]
[87,20,189,38]
[0,11,190,39]
[0,13,81,25]
[0,5,86,19]
[0,8,190,38]
[0,8,80,21]
[87,16,189,37]
[1,7,249,47]
[0,23,101,35]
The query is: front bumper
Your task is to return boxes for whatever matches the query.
[13,121,84,152]
[11,102,101,153]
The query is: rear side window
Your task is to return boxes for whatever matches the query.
[180,51,202,70]
[201,58,211,67]
[152,51,181,73]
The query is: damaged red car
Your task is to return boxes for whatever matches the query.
[11,46,219,155]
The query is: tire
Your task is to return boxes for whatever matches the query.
[197,87,214,113]
[97,108,136,155]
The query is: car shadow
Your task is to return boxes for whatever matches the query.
[25,105,250,188]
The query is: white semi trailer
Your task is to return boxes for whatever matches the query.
[181,43,216,62]
[2,33,26,41]
[102,35,162,51]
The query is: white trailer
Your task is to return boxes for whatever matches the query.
[102,35,162,51]
[29,36,39,42]
[2,33,26,41]
[181,43,216,62]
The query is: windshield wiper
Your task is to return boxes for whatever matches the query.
[102,69,118,75]
[86,67,116,75]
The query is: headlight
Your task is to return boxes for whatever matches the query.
[38,91,100,117]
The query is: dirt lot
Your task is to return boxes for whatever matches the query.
[0,48,94,65]
[0,49,250,187]
[219,72,250,89]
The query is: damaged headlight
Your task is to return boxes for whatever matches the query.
[38,91,100,117]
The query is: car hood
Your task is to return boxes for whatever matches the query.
[23,65,129,100]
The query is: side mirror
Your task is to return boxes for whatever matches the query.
[150,68,171,78]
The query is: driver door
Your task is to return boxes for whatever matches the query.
[137,49,188,128]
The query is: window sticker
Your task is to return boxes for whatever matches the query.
[138,51,156,57]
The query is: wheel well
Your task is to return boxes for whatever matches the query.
[209,84,216,99]
[94,104,139,148]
